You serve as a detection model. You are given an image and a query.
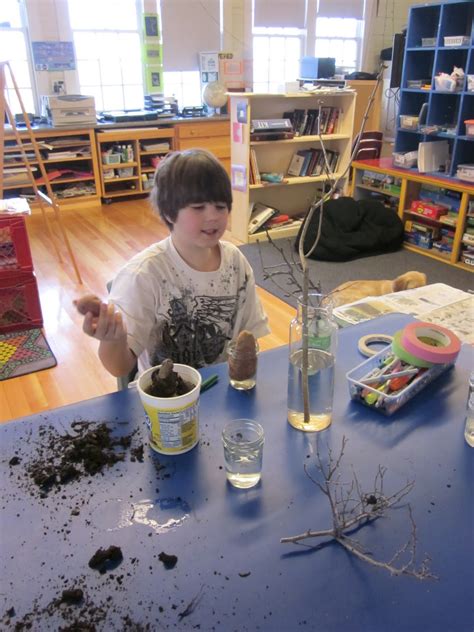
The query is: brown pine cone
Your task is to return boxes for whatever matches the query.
[228,331,258,381]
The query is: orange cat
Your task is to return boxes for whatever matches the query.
[330,271,427,307]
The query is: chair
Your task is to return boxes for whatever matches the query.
[352,130,383,161]
[106,280,138,390]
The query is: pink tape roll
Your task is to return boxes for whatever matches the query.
[401,321,461,364]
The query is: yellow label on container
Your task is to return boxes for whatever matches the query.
[143,401,199,454]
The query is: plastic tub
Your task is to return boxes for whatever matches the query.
[400,115,419,129]
[346,345,453,416]
[393,151,418,169]
[443,35,470,47]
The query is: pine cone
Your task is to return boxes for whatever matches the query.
[228,331,258,381]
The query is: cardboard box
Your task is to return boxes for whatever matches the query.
[410,200,449,219]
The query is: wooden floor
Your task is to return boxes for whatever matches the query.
[0,198,295,423]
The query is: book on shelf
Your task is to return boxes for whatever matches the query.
[248,202,278,234]
[249,148,261,185]
[251,118,293,132]
[287,152,306,176]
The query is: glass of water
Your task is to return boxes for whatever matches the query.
[222,419,264,489]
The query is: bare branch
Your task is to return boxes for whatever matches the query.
[281,437,436,580]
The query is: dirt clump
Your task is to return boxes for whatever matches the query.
[88,546,124,574]
[10,421,142,497]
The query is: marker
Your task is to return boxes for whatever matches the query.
[200,374,219,393]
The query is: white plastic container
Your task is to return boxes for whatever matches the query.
[444,35,470,47]
[393,151,418,168]
[346,345,453,416]
[400,115,419,129]
[137,364,202,455]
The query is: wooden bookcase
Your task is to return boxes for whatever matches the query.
[351,158,474,271]
[95,127,175,202]
[229,91,355,244]
[3,128,101,207]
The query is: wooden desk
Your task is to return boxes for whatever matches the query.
[1,314,472,630]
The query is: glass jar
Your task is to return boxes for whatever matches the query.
[287,292,338,431]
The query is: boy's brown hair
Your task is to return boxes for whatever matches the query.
[150,149,232,229]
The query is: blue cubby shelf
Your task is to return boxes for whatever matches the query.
[396,0,474,180]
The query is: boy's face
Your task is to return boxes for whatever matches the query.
[170,202,230,249]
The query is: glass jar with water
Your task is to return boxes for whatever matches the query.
[287,292,338,432]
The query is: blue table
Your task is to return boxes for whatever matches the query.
[1,314,473,631]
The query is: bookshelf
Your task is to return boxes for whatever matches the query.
[395,0,474,181]
[351,158,474,271]
[96,127,175,201]
[3,128,101,207]
[229,92,355,244]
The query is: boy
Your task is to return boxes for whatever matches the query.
[78,149,269,378]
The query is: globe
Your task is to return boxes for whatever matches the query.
[202,81,227,114]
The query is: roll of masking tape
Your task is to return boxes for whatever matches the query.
[392,330,435,368]
[401,321,461,364]
[358,334,393,357]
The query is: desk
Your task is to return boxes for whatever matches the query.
[1,314,473,630]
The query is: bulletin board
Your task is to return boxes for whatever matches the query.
[32,41,76,71]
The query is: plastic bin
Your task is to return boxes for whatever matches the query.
[421,37,436,47]
[443,35,470,46]
[400,115,419,129]
[0,271,43,333]
[0,216,34,273]
[393,151,418,168]
[346,344,453,416]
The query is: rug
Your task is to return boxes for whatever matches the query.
[240,238,474,308]
[0,328,57,381]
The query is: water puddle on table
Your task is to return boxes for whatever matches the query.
[91,496,190,533]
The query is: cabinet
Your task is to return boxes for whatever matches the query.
[95,127,175,201]
[396,0,474,180]
[3,128,100,207]
[174,120,230,173]
[351,157,474,271]
[229,91,355,244]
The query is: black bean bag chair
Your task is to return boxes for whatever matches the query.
[294,196,404,261]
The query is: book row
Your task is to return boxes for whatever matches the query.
[283,107,341,137]
[287,148,340,177]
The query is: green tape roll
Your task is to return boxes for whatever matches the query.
[392,330,435,368]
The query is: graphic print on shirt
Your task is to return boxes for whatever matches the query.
[149,276,249,368]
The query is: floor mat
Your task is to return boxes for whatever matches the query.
[0,328,57,381]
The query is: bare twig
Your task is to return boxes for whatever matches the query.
[281,437,436,580]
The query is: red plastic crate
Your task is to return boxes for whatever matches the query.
[0,271,43,333]
[0,216,33,273]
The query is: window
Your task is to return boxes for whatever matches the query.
[163,71,202,108]
[67,0,144,111]
[253,28,303,93]
[0,0,35,114]
[315,17,363,75]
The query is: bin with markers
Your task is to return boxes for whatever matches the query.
[346,322,461,415]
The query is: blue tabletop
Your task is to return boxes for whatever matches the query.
[1,314,473,631]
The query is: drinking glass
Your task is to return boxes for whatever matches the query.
[222,419,264,488]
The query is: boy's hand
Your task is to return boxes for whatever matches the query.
[74,296,127,342]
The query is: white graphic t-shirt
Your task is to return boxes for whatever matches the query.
[109,237,270,373]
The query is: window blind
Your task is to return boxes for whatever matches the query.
[161,0,220,72]
[317,0,364,20]
[254,0,306,29]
